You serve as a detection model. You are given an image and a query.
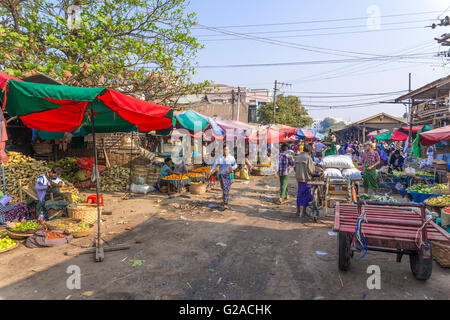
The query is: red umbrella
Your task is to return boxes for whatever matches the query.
[419,125,450,146]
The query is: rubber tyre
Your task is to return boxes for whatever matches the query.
[312,187,322,210]
[409,242,432,281]
[338,232,351,271]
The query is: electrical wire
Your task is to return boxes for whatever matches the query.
[196,18,436,39]
[194,10,444,29]
[199,26,429,41]
[190,53,437,69]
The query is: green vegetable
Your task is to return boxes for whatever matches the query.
[11,221,40,231]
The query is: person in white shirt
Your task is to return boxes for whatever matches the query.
[35,167,64,220]
[208,146,237,210]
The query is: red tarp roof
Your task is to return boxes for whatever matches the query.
[419,125,450,146]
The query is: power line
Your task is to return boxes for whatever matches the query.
[195,18,436,38]
[194,10,445,29]
[189,53,437,69]
[196,24,430,59]
[198,26,429,41]
[288,41,439,83]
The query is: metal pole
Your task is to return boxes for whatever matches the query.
[231,89,235,121]
[272,80,278,123]
[90,102,104,262]
[129,130,133,193]
[236,86,241,121]
[408,73,413,144]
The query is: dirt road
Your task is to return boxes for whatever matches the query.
[0,175,449,300]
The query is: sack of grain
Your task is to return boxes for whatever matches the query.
[320,155,355,169]
[323,168,343,178]
[342,168,362,180]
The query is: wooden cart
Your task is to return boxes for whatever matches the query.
[334,202,450,280]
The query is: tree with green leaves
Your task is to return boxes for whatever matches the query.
[257,94,312,127]
[0,0,208,104]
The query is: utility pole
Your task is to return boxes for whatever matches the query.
[408,73,413,145]
[272,80,278,123]
[231,89,235,120]
[272,80,291,123]
[236,87,241,121]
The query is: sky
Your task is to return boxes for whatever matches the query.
[186,0,450,122]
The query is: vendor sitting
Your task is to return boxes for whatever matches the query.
[35,167,64,221]
[388,150,404,173]
[160,157,175,178]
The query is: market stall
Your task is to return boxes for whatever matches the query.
[2,79,174,261]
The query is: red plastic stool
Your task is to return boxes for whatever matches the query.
[87,194,104,206]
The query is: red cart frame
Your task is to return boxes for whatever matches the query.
[333,201,450,280]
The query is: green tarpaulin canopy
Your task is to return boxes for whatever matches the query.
[174,110,209,131]
[3,80,174,134]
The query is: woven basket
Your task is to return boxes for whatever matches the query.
[32,143,53,154]
[68,227,93,238]
[67,204,102,224]
[45,218,81,231]
[190,182,206,195]
[0,242,19,255]
[6,229,35,240]
[434,188,450,195]
[432,241,450,268]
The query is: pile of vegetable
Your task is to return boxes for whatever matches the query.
[162,174,189,181]
[415,170,434,177]
[47,157,79,184]
[186,172,203,178]
[406,183,446,194]
[425,195,450,206]
[392,170,404,178]
[67,222,91,233]
[359,193,396,203]
[192,166,214,173]
[99,166,130,192]
[0,236,16,250]
[443,207,450,214]
[3,152,50,201]
[45,232,68,240]
[3,203,29,221]
[11,220,40,232]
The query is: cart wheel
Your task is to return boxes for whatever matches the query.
[328,199,336,208]
[409,242,432,281]
[313,187,322,210]
[338,232,351,271]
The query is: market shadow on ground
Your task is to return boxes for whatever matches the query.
[1,214,449,300]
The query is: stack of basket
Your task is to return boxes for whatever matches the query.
[146,165,162,186]
[131,164,149,184]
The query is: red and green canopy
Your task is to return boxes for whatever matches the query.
[3,80,174,134]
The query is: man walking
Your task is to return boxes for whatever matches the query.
[294,144,316,218]
[275,144,294,204]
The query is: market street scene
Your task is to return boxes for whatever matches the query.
[0,0,449,303]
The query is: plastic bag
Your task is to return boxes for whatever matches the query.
[240,167,249,180]
[320,155,355,169]
[76,157,95,170]
[323,168,343,178]
[135,177,146,185]
[130,183,152,194]
[342,168,362,180]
